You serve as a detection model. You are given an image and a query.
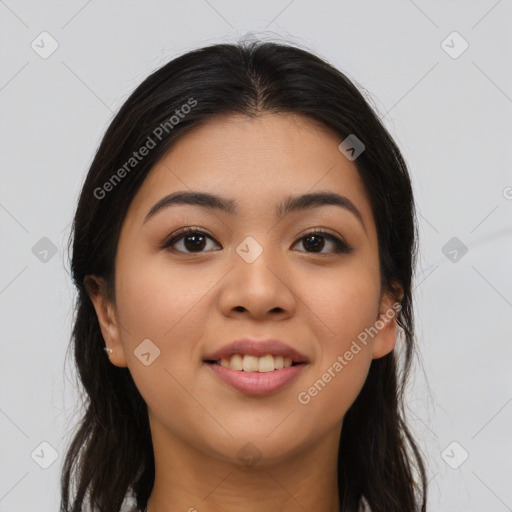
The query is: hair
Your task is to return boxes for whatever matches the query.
[62,40,427,512]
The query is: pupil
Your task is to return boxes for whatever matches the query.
[184,234,206,251]
[304,235,324,252]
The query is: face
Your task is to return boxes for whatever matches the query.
[89,113,399,467]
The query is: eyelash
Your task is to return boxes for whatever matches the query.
[161,226,352,254]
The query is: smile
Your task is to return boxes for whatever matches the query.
[204,355,307,396]
[208,354,300,372]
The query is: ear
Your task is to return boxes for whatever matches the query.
[84,275,128,367]
[371,282,404,360]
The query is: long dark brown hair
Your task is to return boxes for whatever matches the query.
[62,40,427,512]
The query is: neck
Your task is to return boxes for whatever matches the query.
[145,417,341,512]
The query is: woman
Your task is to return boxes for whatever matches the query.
[61,40,427,512]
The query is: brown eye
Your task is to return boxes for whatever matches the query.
[163,228,221,253]
[302,234,325,252]
[292,231,352,254]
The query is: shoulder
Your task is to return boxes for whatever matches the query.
[359,496,371,511]
[120,494,143,512]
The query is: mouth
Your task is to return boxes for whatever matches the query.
[204,354,304,372]
[202,338,309,367]
[202,338,309,396]
[203,341,309,397]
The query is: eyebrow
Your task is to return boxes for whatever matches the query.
[143,190,366,231]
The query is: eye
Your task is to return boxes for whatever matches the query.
[162,227,351,255]
[162,227,221,253]
[291,230,352,254]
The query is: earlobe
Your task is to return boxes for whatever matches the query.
[84,275,128,368]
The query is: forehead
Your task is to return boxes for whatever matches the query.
[126,112,374,227]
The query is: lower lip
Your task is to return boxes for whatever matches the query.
[206,362,307,396]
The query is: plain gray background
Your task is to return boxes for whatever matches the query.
[1,1,511,510]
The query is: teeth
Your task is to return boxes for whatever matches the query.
[242,355,259,372]
[217,354,295,372]
[230,354,243,371]
[258,355,274,373]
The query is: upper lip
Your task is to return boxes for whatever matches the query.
[203,338,309,363]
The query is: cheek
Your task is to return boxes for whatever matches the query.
[285,264,380,428]
[113,256,218,422]
[114,254,218,342]
[297,262,379,408]
[299,259,381,347]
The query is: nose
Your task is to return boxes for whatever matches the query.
[218,245,296,321]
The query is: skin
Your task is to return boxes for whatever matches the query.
[87,112,401,512]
